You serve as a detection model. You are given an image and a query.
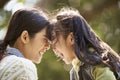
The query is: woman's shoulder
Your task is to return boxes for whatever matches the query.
[93,64,112,73]
[0,55,36,71]
[0,55,37,79]
[1,55,34,65]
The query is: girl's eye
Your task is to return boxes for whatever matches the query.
[44,38,48,43]
[52,38,58,45]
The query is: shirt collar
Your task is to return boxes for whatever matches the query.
[6,47,24,58]
[72,58,80,70]
[72,58,80,79]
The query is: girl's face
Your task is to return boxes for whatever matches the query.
[52,33,76,64]
[15,27,50,64]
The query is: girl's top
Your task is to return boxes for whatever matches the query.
[0,47,38,80]
[70,58,117,80]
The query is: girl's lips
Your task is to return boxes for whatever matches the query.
[59,53,64,59]
[53,49,64,59]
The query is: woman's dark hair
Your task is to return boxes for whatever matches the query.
[0,8,49,60]
[47,8,120,79]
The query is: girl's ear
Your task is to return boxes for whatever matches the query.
[67,32,74,45]
[20,30,30,44]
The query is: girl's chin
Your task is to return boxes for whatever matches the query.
[64,59,71,64]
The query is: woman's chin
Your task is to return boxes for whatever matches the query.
[33,58,42,64]
[34,60,41,64]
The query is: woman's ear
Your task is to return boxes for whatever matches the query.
[20,30,30,44]
[67,32,74,45]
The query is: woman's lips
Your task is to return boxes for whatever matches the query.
[39,48,48,55]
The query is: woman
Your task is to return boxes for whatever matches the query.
[47,8,120,80]
[0,8,50,80]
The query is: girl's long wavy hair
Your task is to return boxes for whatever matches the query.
[47,8,120,79]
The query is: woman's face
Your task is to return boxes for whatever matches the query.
[52,33,76,64]
[15,27,50,64]
[27,28,50,63]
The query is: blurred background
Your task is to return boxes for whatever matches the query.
[0,0,120,80]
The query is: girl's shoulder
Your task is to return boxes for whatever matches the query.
[93,64,116,80]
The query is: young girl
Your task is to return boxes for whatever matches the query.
[0,8,50,80]
[47,8,120,80]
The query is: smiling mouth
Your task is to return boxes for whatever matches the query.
[59,53,64,59]
[56,54,66,63]
[39,52,42,56]
[39,51,44,55]
[53,48,64,60]
[39,48,48,55]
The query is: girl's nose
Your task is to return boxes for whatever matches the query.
[45,40,50,50]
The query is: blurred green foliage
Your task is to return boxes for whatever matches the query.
[91,7,120,53]
[36,49,70,80]
[0,9,11,29]
[0,0,120,80]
